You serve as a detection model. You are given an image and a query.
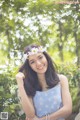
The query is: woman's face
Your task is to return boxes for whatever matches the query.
[28,53,48,74]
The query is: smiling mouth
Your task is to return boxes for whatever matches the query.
[37,67,43,70]
[37,65,45,70]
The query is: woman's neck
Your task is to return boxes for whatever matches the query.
[37,74,48,90]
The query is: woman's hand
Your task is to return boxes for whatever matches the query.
[16,72,25,87]
[26,116,41,120]
[25,116,45,120]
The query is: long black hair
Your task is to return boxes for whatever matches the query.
[19,44,60,97]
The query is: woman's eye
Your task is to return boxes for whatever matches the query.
[39,56,43,59]
[30,61,35,64]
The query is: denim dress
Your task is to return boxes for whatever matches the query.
[33,84,65,120]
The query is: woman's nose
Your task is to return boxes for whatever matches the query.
[36,60,41,66]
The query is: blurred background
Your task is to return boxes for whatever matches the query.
[0,0,80,120]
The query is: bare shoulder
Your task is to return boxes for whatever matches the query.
[58,74,69,86]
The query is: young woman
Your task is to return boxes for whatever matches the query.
[16,44,72,120]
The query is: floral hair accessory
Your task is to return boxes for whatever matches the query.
[23,44,49,61]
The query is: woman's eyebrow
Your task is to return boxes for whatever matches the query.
[29,54,42,62]
[38,54,43,57]
[38,55,42,57]
[29,59,35,62]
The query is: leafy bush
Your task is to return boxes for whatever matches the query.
[0,65,25,120]
[57,62,80,113]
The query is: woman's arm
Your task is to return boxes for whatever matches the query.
[40,74,72,120]
[49,74,72,120]
[16,72,36,118]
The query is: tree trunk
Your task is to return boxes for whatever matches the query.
[58,21,64,61]
[73,4,80,111]
[6,24,11,64]
[74,19,80,68]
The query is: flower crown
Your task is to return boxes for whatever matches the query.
[23,44,49,61]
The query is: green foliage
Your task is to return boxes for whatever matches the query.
[0,1,80,66]
[57,62,80,113]
[0,65,24,119]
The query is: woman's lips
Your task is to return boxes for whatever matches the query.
[37,65,45,70]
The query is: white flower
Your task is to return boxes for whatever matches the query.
[23,45,48,62]
[31,48,38,53]
[28,51,32,55]
[39,46,43,52]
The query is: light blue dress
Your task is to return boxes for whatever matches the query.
[33,84,65,120]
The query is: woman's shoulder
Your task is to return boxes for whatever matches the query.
[58,74,68,86]
[58,74,68,80]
